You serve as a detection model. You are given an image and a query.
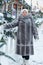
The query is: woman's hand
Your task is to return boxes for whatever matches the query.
[34,35,39,40]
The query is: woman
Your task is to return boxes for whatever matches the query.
[1,9,39,65]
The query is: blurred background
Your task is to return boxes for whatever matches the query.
[0,0,43,65]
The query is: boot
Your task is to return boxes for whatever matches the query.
[21,58,29,65]
[23,59,29,65]
[21,58,26,65]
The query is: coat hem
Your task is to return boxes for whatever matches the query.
[16,53,34,56]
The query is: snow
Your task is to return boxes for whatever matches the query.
[0,24,43,65]
[0,13,4,17]
[35,18,43,23]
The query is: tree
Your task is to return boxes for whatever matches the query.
[0,0,2,5]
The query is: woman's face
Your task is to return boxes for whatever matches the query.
[22,10,28,16]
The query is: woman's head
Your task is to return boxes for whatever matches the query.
[21,9,28,16]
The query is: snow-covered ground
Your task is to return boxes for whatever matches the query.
[0,24,43,65]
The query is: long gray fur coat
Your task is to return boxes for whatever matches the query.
[4,13,38,56]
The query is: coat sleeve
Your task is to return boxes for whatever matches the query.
[31,16,38,39]
[3,19,19,29]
